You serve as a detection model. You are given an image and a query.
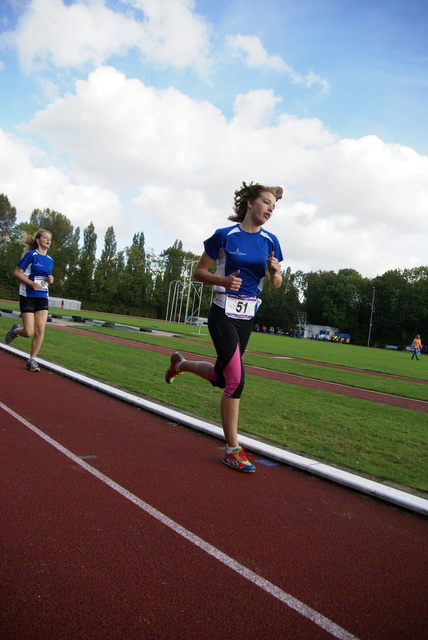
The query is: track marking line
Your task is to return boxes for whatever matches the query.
[1,400,360,640]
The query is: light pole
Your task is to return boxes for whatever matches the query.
[367,287,375,347]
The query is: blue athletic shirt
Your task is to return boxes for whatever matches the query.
[204,224,283,298]
[17,250,54,298]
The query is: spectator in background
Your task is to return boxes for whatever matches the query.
[411,334,422,360]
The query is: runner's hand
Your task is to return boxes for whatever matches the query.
[267,252,280,276]
[225,270,242,292]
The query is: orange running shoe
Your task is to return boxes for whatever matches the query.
[222,447,256,472]
[165,352,185,384]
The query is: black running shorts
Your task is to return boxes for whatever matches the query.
[19,295,49,314]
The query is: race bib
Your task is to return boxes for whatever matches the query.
[34,275,49,291]
[225,294,258,319]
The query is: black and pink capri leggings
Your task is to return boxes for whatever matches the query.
[207,303,254,399]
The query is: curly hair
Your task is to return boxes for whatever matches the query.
[21,229,52,253]
[228,182,283,223]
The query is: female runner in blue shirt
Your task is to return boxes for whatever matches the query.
[5,229,54,372]
[165,182,283,472]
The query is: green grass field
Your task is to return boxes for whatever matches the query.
[1,302,427,494]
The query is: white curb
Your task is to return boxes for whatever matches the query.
[1,343,427,516]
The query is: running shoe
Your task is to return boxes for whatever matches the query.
[5,323,20,344]
[222,447,256,472]
[26,358,40,372]
[165,352,185,384]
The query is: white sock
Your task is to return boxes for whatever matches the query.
[227,446,240,453]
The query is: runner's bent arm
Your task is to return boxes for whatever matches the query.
[267,252,282,289]
[12,266,42,290]
[193,251,242,292]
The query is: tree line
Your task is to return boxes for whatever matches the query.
[1,193,427,347]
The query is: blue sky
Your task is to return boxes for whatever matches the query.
[0,0,427,277]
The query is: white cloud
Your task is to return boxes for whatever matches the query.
[4,0,211,74]
[227,34,289,72]
[231,89,282,128]
[2,65,427,277]
[0,128,122,247]
[226,34,329,93]
[132,185,218,253]
[24,66,227,187]
[5,0,138,70]
[294,135,428,229]
[133,0,211,71]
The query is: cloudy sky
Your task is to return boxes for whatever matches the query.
[1,0,427,278]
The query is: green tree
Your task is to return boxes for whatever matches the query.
[332,269,370,341]
[371,267,428,346]
[370,270,408,346]
[281,267,302,331]
[112,249,126,311]
[122,232,152,315]
[153,241,195,319]
[301,269,373,344]
[0,194,16,246]
[62,227,81,299]
[255,267,301,332]
[74,222,97,306]
[402,267,428,342]
[0,194,18,298]
[303,270,337,326]
[93,226,121,308]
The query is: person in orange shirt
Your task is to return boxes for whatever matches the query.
[411,334,422,360]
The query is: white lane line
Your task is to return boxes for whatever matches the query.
[1,400,360,640]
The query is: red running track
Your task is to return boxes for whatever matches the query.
[1,349,427,640]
